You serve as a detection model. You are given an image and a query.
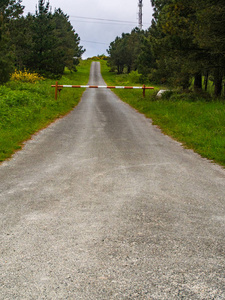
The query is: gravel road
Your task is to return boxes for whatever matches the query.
[0,62,225,299]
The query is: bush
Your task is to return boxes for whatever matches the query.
[10,69,44,83]
[169,91,211,102]
[128,70,141,84]
[160,90,174,100]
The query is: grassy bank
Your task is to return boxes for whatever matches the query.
[0,60,91,162]
[101,60,225,167]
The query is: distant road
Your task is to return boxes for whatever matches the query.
[0,62,224,299]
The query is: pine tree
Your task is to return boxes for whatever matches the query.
[28,0,60,76]
[52,9,85,72]
[9,14,33,70]
[149,0,205,89]
[24,0,85,77]
[194,0,225,96]
[0,0,23,83]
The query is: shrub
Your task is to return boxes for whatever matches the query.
[159,90,174,100]
[10,69,44,83]
[128,70,141,84]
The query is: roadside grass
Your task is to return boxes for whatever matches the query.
[0,60,91,162]
[100,60,225,167]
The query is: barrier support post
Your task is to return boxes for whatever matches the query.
[58,88,62,97]
[55,81,58,100]
[142,84,146,98]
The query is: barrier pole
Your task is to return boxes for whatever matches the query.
[142,84,146,98]
[55,81,58,100]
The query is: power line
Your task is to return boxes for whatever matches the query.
[70,15,151,26]
[70,19,136,26]
[23,10,151,26]
[81,40,109,45]
[23,10,136,24]
[69,15,137,25]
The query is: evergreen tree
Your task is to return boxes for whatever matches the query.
[52,9,85,72]
[20,0,85,77]
[0,0,24,83]
[107,36,126,74]
[150,0,225,95]
[194,0,225,96]
[127,28,144,72]
[27,0,62,76]
[149,0,204,89]
[137,31,156,81]
[107,29,144,74]
[9,14,33,70]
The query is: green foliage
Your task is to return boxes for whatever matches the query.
[106,0,225,97]
[194,0,225,56]
[0,60,91,161]
[21,1,85,77]
[9,15,33,70]
[0,30,14,83]
[128,70,141,84]
[3,0,85,80]
[0,0,24,83]
[29,0,61,76]
[149,0,225,96]
[137,35,156,79]
[194,0,225,96]
[107,28,145,74]
[87,54,108,61]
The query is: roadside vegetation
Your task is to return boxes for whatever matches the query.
[0,0,85,84]
[0,60,91,162]
[0,0,88,162]
[101,60,225,167]
[107,1,225,98]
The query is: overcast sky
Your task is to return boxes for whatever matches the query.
[22,0,154,58]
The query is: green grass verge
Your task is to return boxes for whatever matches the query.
[0,60,91,162]
[100,60,225,167]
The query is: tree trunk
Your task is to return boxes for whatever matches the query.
[214,68,223,97]
[181,74,190,90]
[204,72,209,92]
[194,72,202,92]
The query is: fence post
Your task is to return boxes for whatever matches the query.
[142,84,146,98]
[55,81,58,100]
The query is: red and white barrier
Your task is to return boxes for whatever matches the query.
[51,82,154,99]
[52,84,154,89]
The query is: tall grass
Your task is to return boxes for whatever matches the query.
[0,60,91,162]
[101,60,225,167]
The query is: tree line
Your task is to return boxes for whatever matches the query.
[107,0,225,97]
[0,0,85,84]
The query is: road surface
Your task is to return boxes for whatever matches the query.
[0,62,225,299]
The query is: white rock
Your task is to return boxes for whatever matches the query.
[156,89,169,97]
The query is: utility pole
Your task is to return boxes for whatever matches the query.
[138,0,143,30]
